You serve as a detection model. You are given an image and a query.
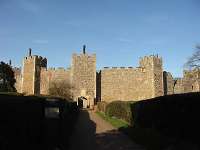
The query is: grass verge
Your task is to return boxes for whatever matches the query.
[96,111,129,128]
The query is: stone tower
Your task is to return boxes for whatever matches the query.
[21,48,47,95]
[139,55,164,98]
[71,46,96,108]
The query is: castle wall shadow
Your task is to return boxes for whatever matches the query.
[68,110,141,150]
[95,129,144,150]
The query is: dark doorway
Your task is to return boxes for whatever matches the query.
[78,97,83,108]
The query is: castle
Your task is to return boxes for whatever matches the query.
[14,46,200,108]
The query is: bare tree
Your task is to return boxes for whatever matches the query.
[48,80,73,100]
[185,45,200,70]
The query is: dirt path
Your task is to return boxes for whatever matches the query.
[68,110,145,150]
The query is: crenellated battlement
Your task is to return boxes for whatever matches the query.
[101,66,146,75]
[24,55,46,61]
[47,67,70,72]
[17,47,166,103]
[24,55,47,69]
[72,53,96,58]
[102,66,143,70]
[139,55,162,68]
[16,46,199,107]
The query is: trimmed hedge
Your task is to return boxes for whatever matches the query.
[132,93,200,141]
[0,94,79,150]
[105,101,134,124]
[100,92,200,144]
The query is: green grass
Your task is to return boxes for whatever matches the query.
[96,111,129,128]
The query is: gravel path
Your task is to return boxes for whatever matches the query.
[68,110,145,150]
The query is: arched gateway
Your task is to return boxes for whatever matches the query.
[78,96,87,108]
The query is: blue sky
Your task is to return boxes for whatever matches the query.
[0,0,200,77]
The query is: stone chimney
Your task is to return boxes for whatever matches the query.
[9,60,11,66]
[29,48,32,56]
[83,45,86,54]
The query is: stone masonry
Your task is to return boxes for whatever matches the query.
[98,55,163,102]
[71,52,96,108]
[14,47,200,108]
[21,49,47,95]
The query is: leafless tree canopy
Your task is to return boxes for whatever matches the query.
[185,45,200,70]
[48,80,73,100]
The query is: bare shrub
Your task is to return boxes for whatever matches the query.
[49,80,73,100]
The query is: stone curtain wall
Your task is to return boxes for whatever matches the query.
[34,56,46,95]
[40,68,71,95]
[163,71,174,95]
[100,67,152,102]
[71,53,96,108]
[40,68,48,95]
[192,80,200,92]
[171,70,200,94]
[100,55,164,103]
[14,68,22,92]
[15,49,200,104]
[174,78,184,94]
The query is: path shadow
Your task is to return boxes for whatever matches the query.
[68,110,96,150]
[96,129,144,150]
